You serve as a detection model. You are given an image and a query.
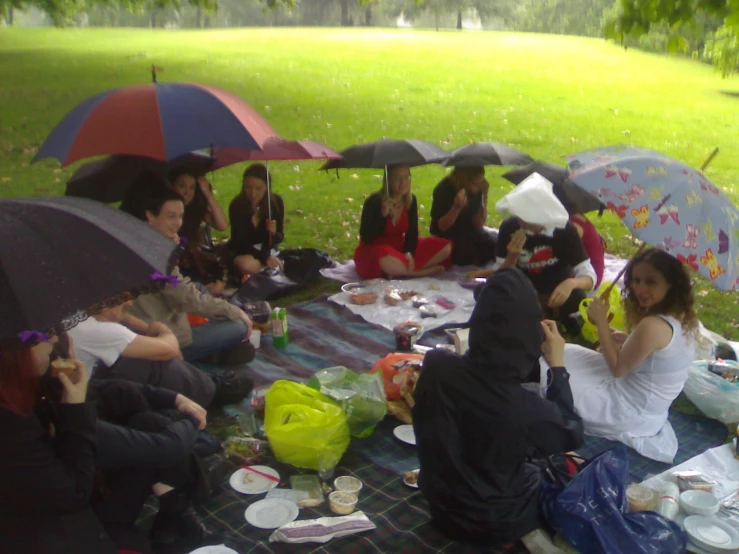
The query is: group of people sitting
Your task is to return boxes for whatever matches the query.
[0,160,700,553]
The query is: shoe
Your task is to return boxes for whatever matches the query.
[215,341,256,366]
[210,370,254,406]
[151,490,223,554]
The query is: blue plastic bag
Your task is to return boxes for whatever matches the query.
[541,446,687,554]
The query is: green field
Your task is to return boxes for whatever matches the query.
[1,27,738,339]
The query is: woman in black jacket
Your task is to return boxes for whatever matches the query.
[0,336,119,554]
[353,165,452,279]
[227,163,285,278]
[413,268,584,547]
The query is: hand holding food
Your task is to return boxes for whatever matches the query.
[453,188,468,209]
[541,320,565,368]
[507,229,527,256]
[56,360,89,404]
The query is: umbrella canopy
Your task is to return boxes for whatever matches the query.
[65,152,215,203]
[33,82,279,167]
[565,145,739,290]
[211,139,341,170]
[0,196,177,338]
[442,142,533,167]
[320,139,449,170]
[501,160,605,215]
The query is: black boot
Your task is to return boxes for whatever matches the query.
[151,490,222,554]
[215,341,256,366]
[209,370,254,407]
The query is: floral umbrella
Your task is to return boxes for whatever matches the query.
[565,145,739,291]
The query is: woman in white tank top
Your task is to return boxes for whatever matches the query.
[542,248,698,462]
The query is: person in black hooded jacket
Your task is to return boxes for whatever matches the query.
[412,267,584,547]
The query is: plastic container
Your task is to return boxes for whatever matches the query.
[272,307,289,348]
[680,490,720,516]
[289,474,324,508]
[334,476,363,498]
[626,483,656,512]
[655,481,680,520]
[328,491,357,515]
[242,301,272,333]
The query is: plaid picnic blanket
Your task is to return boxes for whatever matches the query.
[175,297,727,552]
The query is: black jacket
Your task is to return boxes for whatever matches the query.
[0,401,118,554]
[413,268,584,545]
[359,192,419,255]
[227,193,285,263]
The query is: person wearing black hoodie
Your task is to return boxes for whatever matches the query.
[412,268,584,547]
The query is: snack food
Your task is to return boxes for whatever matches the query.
[399,290,419,301]
[419,305,438,318]
[404,470,419,486]
[244,472,256,484]
[384,289,402,306]
[350,291,378,305]
[674,471,716,493]
[411,295,429,308]
[50,359,76,378]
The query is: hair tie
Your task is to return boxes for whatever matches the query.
[150,271,181,288]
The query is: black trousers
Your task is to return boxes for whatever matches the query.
[539,288,587,333]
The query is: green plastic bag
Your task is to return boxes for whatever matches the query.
[264,380,350,470]
[307,367,387,438]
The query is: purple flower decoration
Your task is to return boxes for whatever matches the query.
[150,271,181,288]
[17,330,49,343]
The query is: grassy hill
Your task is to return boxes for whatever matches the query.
[1,26,738,338]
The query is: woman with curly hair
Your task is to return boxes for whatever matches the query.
[541,248,698,463]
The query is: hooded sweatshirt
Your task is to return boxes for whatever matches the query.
[412,268,584,545]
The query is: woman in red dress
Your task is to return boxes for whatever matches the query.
[354,165,452,279]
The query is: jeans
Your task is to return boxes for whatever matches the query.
[181,319,248,362]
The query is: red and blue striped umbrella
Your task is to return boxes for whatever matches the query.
[33,82,279,167]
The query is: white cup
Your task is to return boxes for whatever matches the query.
[248,329,261,349]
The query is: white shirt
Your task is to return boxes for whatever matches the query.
[67,317,137,376]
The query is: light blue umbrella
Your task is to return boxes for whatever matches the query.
[564,145,739,291]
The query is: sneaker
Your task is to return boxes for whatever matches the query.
[151,491,223,554]
[210,370,253,406]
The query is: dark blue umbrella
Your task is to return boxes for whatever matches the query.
[32,82,279,166]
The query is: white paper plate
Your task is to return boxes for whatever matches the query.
[229,465,280,495]
[403,469,419,489]
[684,515,739,553]
[244,498,299,529]
[188,545,240,554]
[393,424,416,446]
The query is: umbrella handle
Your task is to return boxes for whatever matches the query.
[599,242,646,301]
[700,147,719,172]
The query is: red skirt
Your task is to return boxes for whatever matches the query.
[354,237,451,279]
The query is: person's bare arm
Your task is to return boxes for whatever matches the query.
[199,177,228,231]
[121,322,181,360]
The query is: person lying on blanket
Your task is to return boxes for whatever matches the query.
[540,247,698,464]
[413,268,584,547]
[68,294,252,407]
[469,173,596,336]
[121,175,255,366]
[354,164,453,279]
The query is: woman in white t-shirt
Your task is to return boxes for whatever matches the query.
[542,248,698,462]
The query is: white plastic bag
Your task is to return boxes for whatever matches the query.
[495,172,569,228]
[683,360,739,424]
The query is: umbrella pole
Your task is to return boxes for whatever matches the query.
[699,147,719,172]
[385,164,389,197]
[266,161,272,248]
[599,242,647,301]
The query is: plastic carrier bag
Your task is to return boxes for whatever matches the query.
[307,367,387,438]
[264,380,350,470]
[683,359,739,424]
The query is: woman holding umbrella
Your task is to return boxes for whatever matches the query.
[227,163,285,278]
[430,166,497,266]
[542,248,698,463]
[354,165,452,279]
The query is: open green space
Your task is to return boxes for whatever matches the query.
[1,26,738,338]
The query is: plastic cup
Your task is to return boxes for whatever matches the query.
[334,476,363,498]
[329,491,357,515]
[248,329,261,349]
[626,483,656,512]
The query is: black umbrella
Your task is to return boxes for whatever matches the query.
[442,142,533,167]
[501,160,605,215]
[320,139,449,170]
[65,152,215,203]
[0,196,177,339]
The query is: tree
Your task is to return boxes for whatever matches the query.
[1,0,27,24]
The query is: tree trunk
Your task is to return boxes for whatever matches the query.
[204,14,210,27]
[8,5,14,25]
[456,8,462,30]
[340,0,349,26]
[365,5,372,26]
[196,6,202,28]
[435,10,439,31]
[150,9,157,28]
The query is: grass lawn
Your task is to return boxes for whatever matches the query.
[1,27,739,339]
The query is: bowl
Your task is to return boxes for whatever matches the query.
[334,476,363,497]
[328,491,358,515]
[680,490,720,516]
[341,282,365,293]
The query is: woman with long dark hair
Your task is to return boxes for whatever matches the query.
[543,248,699,462]
[227,163,285,277]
